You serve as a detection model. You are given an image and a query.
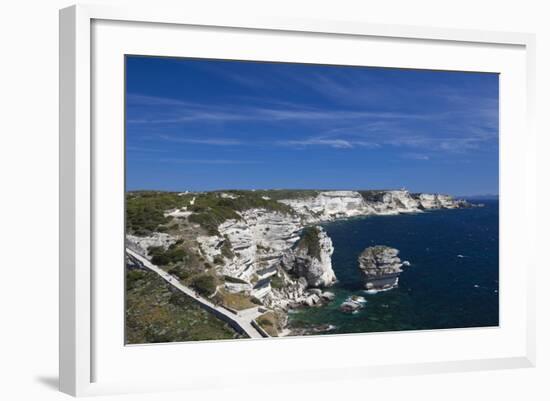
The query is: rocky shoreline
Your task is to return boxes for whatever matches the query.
[127,189,475,337]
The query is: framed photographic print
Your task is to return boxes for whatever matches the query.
[59,4,536,397]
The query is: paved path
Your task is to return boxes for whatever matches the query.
[126,248,266,339]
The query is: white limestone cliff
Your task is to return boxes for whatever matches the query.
[126,232,176,256]
[280,191,373,223]
[281,226,336,288]
[196,190,467,303]
[128,189,471,335]
[196,209,302,289]
[279,189,464,223]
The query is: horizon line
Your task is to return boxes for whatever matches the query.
[125,188,499,198]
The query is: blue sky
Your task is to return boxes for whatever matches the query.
[126,56,499,196]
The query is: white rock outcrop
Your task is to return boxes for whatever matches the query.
[281,226,336,288]
[416,193,457,209]
[280,191,372,223]
[126,233,176,256]
[196,190,467,304]
[357,246,406,292]
[279,190,464,223]
[129,189,471,336]
[196,209,302,284]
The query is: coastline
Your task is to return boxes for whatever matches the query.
[126,189,481,340]
[285,200,499,336]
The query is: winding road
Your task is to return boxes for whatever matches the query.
[126,248,266,339]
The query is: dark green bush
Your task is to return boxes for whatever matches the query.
[297,226,321,260]
[127,190,298,238]
[126,191,191,235]
[151,254,170,266]
[270,273,284,289]
[148,244,186,266]
[191,274,218,297]
[126,269,147,290]
[168,265,190,281]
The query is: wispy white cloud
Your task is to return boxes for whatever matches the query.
[127,93,434,125]
[127,146,171,153]
[127,71,498,155]
[158,134,244,146]
[160,158,260,165]
[402,153,430,161]
[278,138,353,149]
[277,137,380,149]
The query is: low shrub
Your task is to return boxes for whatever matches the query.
[168,265,190,281]
[270,273,284,289]
[126,269,147,290]
[191,274,218,297]
[297,226,321,260]
[148,244,186,266]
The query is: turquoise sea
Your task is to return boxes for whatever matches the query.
[288,200,499,334]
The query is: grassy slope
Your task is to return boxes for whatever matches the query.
[256,311,280,337]
[127,190,298,237]
[125,268,241,344]
[126,191,193,236]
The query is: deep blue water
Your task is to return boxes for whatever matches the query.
[288,200,499,334]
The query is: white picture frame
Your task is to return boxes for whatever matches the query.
[59,3,536,397]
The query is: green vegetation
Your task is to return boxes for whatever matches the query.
[125,267,239,344]
[188,191,294,235]
[214,289,257,311]
[126,269,148,289]
[126,191,193,235]
[217,190,296,212]
[188,211,234,236]
[252,189,321,200]
[256,311,279,337]
[191,274,219,297]
[270,273,285,289]
[167,265,191,281]
[126,190,306,238]
[148,244,186,266]
[297,226,321,260]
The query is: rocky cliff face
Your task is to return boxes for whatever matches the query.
[126,232,176,256]
[127,189,472,336]
[196,190,466,303]
[130,189,467,317]
[414,193,457,209]
[196,209,302,283]
[279,190,465,223]
[281,226,336,288]
[280,191,373,223]
[357,246,406,292]
[195,210,336,306]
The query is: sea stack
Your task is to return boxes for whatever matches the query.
[357,246,405,292]
[282,226,337,288]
